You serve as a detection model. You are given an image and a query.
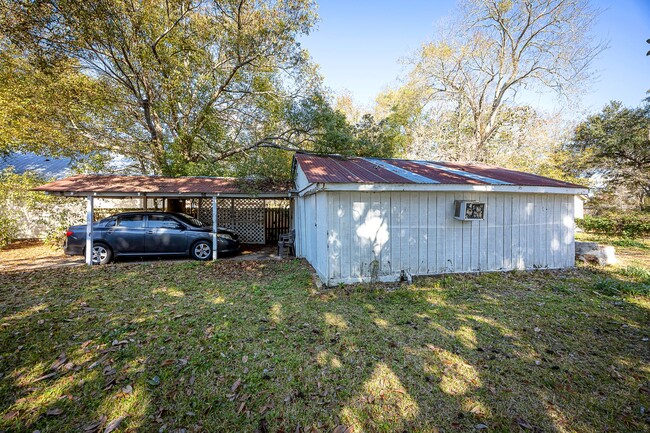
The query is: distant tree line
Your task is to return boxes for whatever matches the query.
[1,0,646,213]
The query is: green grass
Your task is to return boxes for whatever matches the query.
[1,260,649,432]
[576,232,650,250]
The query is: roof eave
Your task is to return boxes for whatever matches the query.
[313,182,589,195]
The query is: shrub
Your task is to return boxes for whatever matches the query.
[576,213,650,238]
[0,168,84,246]
[0,214,17,249]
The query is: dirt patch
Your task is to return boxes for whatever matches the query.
[0,240,83,272]
[0,241,283,272]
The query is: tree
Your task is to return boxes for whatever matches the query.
[0,39,105,160]
[568,101,650,210]
[403,0,604,163]
[1,0,318,176]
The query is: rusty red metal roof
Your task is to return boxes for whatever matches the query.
[294,153,412,183]
[34,174,292,196]
[294,154,585,188]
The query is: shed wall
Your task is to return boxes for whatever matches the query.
[294,192,328,280]
[320,191,575,285]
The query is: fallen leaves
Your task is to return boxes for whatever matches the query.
[83,415,107,432]
[50,353,67,370]
[45,407,64,416]
[230,378,241,393]
[103,415,127,433]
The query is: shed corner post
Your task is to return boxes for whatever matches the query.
[85,195,94,266]
[212,195,218,261]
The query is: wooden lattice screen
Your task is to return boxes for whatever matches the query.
[195,198,271,244]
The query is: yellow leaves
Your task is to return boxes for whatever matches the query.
[422,42,455,61]
[496,0,513,14]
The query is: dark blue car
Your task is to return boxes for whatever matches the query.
[64,211,241,264]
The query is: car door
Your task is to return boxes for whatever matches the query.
[145,215,188,254]
[104,214,145,254]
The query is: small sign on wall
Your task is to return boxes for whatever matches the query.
[454,200,485,221]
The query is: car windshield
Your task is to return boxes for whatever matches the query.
[173,213,206,228]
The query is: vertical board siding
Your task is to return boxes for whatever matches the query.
[321,191,577,285]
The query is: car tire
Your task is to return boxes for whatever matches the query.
[191,240,213,261]
[91,243,113,265]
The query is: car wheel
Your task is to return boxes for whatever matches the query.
[91,244,113,265]
[191,240,213,261]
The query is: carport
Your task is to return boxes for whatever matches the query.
[34,175,293,265]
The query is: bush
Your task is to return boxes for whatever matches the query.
[576,213,650,238]
[0,214,17,249]
[0,168,84,246]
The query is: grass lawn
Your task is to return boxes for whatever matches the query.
[0,246,649,432]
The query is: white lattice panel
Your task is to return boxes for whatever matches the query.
[197,198,265,244]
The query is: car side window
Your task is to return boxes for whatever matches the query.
[148,215,181,229]
[104,218,116,228]
[116,215,144,228]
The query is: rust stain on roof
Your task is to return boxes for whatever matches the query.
[294,153,585,188]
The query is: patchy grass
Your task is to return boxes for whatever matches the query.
[0,259,649,433]
[576,233,650,269]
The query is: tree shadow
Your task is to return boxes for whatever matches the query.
[0,261,648,432]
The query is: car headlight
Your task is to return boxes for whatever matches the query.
[217,233,233,240]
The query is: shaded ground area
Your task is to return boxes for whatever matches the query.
[0,241,280,272]
[0,258,648,432]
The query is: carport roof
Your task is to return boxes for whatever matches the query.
[34,174,293,198]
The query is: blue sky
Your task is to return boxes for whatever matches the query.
[300,0,650,114]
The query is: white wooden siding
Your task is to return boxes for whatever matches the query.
[294,191,329,281]
[315,191,575,285]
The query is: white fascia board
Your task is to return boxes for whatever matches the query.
[47,191,292,199]
[319,183,588,195]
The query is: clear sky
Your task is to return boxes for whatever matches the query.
[300,0,650,114]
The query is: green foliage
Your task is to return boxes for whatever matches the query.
[288,93,405,160]
[0,214,17,249]
[1,0,319,176]
[576,213,650,239]
[0,168,82,247]
[593,278,650,297]
[617,266,650,283]
[0,39,106,160]
[568,101,650,210]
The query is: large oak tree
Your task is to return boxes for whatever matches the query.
[1,0,319,175]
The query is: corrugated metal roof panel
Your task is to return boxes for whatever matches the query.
[386,159,487,185]
[294,154,412,183]
[0,153,71,179]
[434,161,580,188]
[294,153,585,189]
[365,158,439,184]
[417,161,513,185]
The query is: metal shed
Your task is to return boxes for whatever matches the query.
[292,154,588,286]
[35,175,292,265]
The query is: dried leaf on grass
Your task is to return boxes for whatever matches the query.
[104,415,126,433]
[230,378,241,393]
[46,408,64,416]
[83,415,107,432]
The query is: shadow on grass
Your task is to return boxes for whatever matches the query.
[0,261,649,432]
